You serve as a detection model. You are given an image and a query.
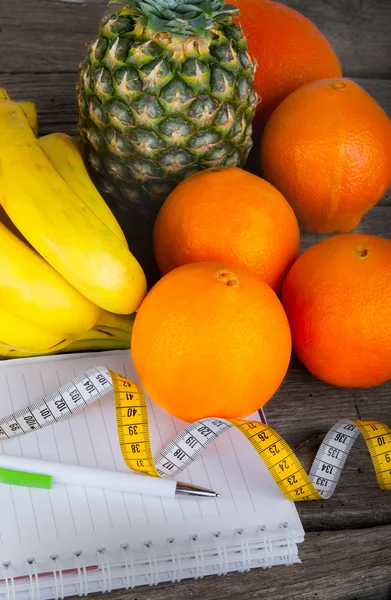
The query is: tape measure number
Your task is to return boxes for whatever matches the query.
[111,372,391,501]
[0,367,111,441]
[0,367,390,502]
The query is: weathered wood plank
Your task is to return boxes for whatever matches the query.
[74,525,391,600]
[0,0,390,78]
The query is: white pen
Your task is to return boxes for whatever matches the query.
[0,454,220,499]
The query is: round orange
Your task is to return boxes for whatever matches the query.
[261,79,391,234]
[236,0,342,132]
[132,262,291,422]
[153,167,300,293]
[282,234,391,388]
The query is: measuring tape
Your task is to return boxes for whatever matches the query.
[0,367,390,501]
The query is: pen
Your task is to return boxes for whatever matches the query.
[0,454,220,499]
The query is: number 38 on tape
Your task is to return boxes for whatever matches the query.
[0,366,390,502]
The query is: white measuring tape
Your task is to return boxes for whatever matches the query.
[0,368,390,501]
[0,367,110,440]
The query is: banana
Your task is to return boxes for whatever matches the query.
[19,101,38,136]
[0,345,39,359]
[38,133,127,246]
[0,98,37,145]
[0,319,132,359]
[0,101,147,314]
[95,310,136,332]
[0,335,76,359]
[90,325,131,342]
[0,220,101,334]
[56,318,133,355]
[0,306,71,352]
[0,204,29,243]
[58,337,131,354]
[0,89,38,135]
[0,310,134,359]
[0,336,131,359]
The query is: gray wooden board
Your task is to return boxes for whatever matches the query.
[0,0,390,78]
[0,0,391,597]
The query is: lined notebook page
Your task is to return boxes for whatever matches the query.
[0,351,303,575]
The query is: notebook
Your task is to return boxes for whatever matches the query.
[0,351,304,599]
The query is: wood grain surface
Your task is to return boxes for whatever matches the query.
[0,0,390,598]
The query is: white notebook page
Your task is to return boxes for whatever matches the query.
[0,351,304,576]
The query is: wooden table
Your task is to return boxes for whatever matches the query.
[1,1,390,598]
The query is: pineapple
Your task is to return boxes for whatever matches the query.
[78,0,258,209]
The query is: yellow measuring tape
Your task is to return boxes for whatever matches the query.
[0,366,389,501]
[112,371,391,502]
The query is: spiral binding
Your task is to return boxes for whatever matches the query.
[281,522,296,567]
[235,529,250,572]
[26,559,40,600]
[120,545,135,590]
[73,552,88,597]
[0,525,297,600]
[50,557,64,600]
[190,535,204,579]
[213,532,229,576]
[166,539,182,582]
[144,542,159,587]
[2,565,15,600]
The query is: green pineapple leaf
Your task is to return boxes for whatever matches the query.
[188,13,209,35]
[108,0,239,34]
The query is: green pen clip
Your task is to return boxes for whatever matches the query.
[0,468,53,490]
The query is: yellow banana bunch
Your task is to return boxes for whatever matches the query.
[0,312,134,360]
[0,220,100,334]
[0,96,146,315]
[95,310,135,332]
[0,88,38,134]
[0,306,71,353]
[0,341,71,360]
[0,204,29,243]
[38,133,127,246]
[19,101,38,135]
[0,90,146,359]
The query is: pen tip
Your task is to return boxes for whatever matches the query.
[216,493,222,497]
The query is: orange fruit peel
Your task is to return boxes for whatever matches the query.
[132,262,292,422]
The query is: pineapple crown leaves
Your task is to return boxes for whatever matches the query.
[109,0,239,35]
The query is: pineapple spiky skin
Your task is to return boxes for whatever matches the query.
[78,4,258,212]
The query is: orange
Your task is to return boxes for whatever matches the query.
[153,167,300,293]
[132,262,291,422]
[236,0,342,132]
[261,79,391,233]
[282,234,391,388]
